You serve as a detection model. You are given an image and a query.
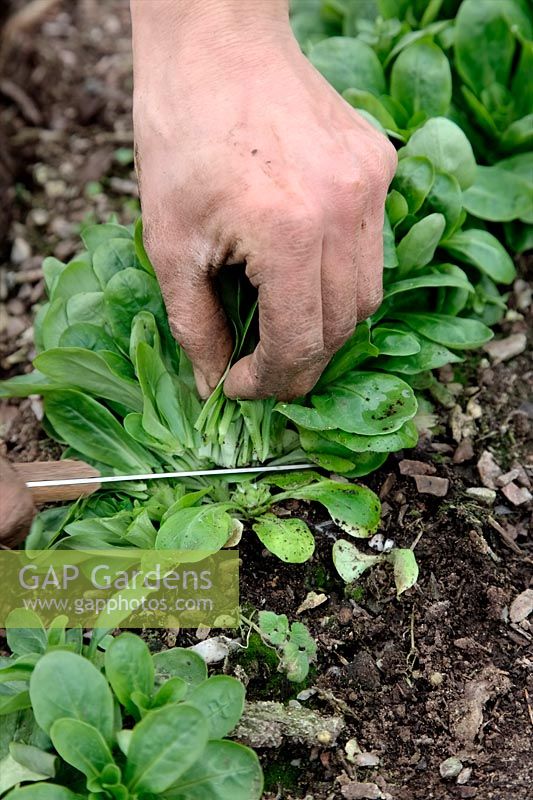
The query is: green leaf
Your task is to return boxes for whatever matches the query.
[378,334,463,374]
[35,348,143,412]
[500,114,533,152]
[42,257,66,296]
[82,223,131,254]
[463,165,532,222]
[104,268,165,350]
[41,297,69,349]
[52,259,100,300]
[316,371,418,434]
[44,391,154,472]
[383,271,474,301]
[5,610,48,656]
[93,238,139,286]
[401,117,476,189]
[124,704,208,793]
[332,539,383,582]
[156,505,232,555]
[454,0,525,96]
[386,190,409,228]
[50,719,115,787]
[258,610,289,645]
[420,171,463,238]
[152,648,207,688]
[252,514,315,563]
[59,323,120,353]
[383,211,399,269]
[441,229,516,283]
[392,156,435,214]
[343,88,399,131]
[164,740,263,800]
[391,40,451,118]
[186,676,245,738]
[395,312,493,349]
[496,153,533,223]
[319,419,419,453]
[29,651,115,743]
[387,548,419,595]
[309,37,386,95]
[4,787,82,800]
[151,676,188,708]
[279,371,417,435]
[105,633,154,717]
[134,218,156,275]
[317,322,377,388]
[66,291,106,327]
[396,213,446,273]
[0,691,32,716]
[286,480,381,538]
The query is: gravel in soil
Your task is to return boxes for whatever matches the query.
[1,3,532,799]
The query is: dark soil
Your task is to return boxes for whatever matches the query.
[1,3,532,800]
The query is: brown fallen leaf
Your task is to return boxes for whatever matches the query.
[477,451,502,490]
[414,475,449,497]
[399,459,436,476]
[483,333,527,365]
[450,665,511,744]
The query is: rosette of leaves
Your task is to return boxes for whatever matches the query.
[0,617,262,799]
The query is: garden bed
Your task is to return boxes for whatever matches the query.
[0,2,531,799]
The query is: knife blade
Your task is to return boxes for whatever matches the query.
[25,462,316,488]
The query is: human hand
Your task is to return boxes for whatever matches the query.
[0,456,35,547]
[131,0,396,400]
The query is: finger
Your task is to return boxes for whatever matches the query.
[355,205,386,323]
[224,221,325,401]
[146,236,233,398]
[320,213,360,355]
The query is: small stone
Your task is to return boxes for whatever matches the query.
[457,767,472,785]
[338,606,353,625]
[483,333,527,364]
[316,729,333,745]
[477,451,502,489]
[501,482,532,506]
[509,589,533,624]
[458,788,478,798]
[30,208,49,226]
[439,756,463,779]
[453,439,474,464]
[414,475,449,497]
[466,487,496,506]
[296,688,316,701]
[496,468,521,487]
[11,237,31,265]
[345,738,362,763]
[354,752,380,768]
[341,782,383,799]
[45,179,67,198]
[399,459,436,476]
[429,671,444,687]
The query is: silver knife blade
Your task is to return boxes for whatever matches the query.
[25,463,316,488]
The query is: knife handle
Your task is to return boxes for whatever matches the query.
[13,460,102,504]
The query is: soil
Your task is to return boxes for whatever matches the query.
[1,3,532,800]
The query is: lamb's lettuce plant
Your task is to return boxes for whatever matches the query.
[0,0,523,589]
[0,623,262,799]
